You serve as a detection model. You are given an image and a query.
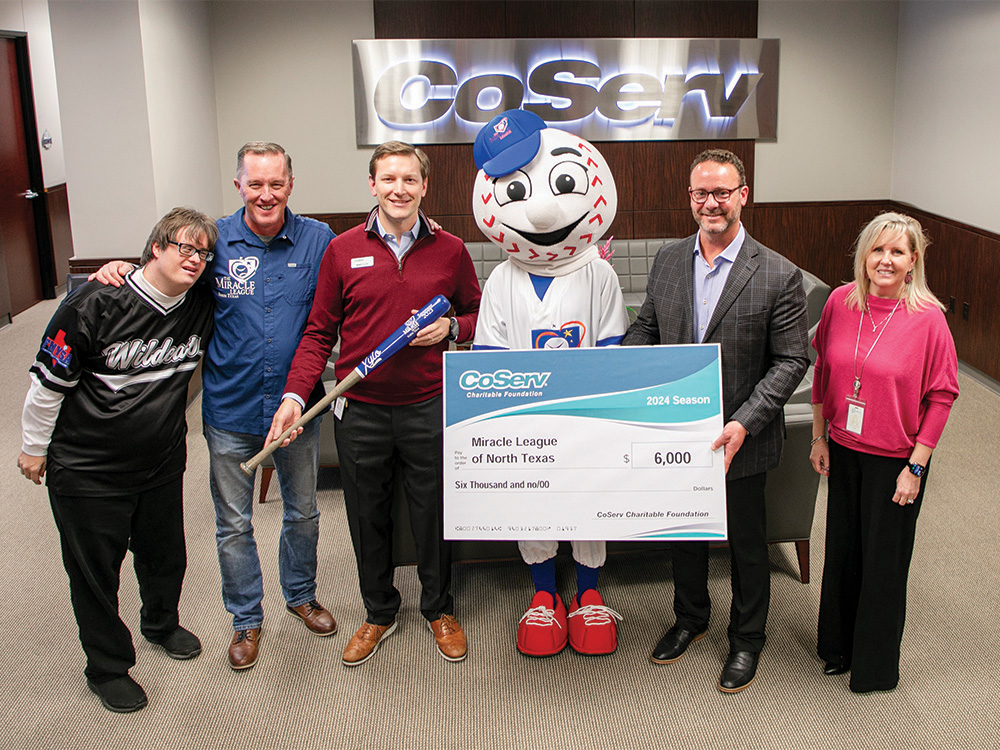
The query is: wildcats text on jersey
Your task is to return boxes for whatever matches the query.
[102,335,203,371]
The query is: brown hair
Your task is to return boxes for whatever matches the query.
[141,206,218,265]
[369,141,430,181]
[690,148,746,186]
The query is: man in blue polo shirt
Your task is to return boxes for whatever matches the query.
[94,142,338,670]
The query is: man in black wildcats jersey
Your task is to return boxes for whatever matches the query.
[17,207,217,713]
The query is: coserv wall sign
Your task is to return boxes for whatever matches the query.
[352,38,778,145]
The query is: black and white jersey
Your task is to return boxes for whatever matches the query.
[23,270,214,495]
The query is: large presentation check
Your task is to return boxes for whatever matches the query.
[443,345,727,541]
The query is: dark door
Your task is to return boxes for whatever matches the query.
[0,36,45,316]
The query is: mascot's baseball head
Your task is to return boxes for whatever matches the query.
[473,110,617,276]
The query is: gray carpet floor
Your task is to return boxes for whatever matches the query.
[1,296,998,749]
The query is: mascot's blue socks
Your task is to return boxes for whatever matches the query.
[528,558,601,598]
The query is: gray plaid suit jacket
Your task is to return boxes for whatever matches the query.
[624,231,809,480]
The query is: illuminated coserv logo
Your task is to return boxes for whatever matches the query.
[353,38,779,144]
[374,59,761,127]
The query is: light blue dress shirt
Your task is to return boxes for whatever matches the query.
[375,213,421,261]
[692,224,745,343]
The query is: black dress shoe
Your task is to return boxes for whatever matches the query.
[718,650,759,693]
[823,659,850,675]
[650,624,707,664]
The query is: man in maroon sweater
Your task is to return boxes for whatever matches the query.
[267,141,481,666]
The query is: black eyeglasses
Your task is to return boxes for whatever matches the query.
[688,185,744,204]
[169,240,215,263]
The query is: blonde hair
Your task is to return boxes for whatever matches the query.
[846,212,944,313]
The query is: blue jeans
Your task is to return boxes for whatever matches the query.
[204,419,321,630]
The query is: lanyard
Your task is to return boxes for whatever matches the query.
[852,297,903,398]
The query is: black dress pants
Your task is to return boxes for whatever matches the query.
[48,477,186,682]
[671,471,769,654]
[818,439,927,693]
[335,395,453,626]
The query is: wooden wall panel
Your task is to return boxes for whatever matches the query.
[373,1,505,38]
[308,212,372,237]
[505,1,635,37]
[596,141,634,213]
[45,183,74,287]
[752,201,890,290]
[373,0,759,40]
[895,204,1000,380]
[633,209,699,240]
[420,144,477,217]
[965,236,1000,379]
[635,0,757,38]
[69,257,139,275]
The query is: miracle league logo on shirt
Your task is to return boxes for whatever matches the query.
[216,257,258,298]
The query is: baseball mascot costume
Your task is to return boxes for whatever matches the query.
[472,109,629,656]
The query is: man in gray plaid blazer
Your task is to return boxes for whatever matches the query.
[623,149,809,693]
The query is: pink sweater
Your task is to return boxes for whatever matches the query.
[812,284,958,458]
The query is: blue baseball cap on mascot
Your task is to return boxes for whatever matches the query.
[473,110,547,177]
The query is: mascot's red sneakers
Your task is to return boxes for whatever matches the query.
[567,589,623,655]
[517,591,568,656]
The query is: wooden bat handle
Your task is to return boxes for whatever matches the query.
[239,369,362,475]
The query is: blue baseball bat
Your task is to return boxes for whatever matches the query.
[240,295,452,474]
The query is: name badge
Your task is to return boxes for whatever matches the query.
[334,396,347,420]
[845,396,865,435]
[351,256,374,269]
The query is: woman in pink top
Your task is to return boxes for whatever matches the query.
[809,212,958,693]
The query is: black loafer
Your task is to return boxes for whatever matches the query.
[87,675,148,713]
[146,626,202,660]
[718,650,758,693]
[823,659,850,675]
[650,624,707,664]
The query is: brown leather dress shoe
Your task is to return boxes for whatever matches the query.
[286,600,337,636]
[342,621,397,667]
[428,614,467,662]
[229,627,261,670]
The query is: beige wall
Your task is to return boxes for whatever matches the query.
[48,0,159,258]
[138,0,222,218]
[755,0,899,202]
[892,0,1000,235]
[208,0,374,216]
[47,0,221,259]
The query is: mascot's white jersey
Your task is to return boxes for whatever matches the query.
[473,257,627,351]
